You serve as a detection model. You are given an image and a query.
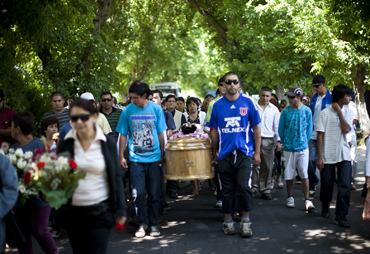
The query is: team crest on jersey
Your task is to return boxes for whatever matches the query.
[240,108,248,116]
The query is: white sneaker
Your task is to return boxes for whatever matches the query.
[135,225,147,238]
[149,226,161,237]
[286,197,295,208]
[215,200,222,208]
[305,200,315,211]
[277,179,283,188]
[269,179,275,190]
[240,221,252,237]
[223,221,235,235]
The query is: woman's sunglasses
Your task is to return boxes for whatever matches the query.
[70,114,92,123]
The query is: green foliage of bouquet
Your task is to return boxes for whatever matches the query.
[34,152,86,210]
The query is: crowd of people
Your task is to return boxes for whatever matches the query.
[1,72,370,253]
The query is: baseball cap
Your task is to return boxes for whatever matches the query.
[80,92,95,101]
[285,87,303,97]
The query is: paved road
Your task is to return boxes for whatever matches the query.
[5,147,370,254]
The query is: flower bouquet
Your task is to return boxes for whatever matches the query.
[5,148,39,205]
[33,148,86,210]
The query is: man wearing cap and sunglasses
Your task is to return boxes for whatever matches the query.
[0,89,17,148]
[308,75,332,197]
[278,87,315,211]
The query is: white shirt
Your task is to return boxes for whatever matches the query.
[311,94,325,140]
[65,126,110,206]
[316,105,353,164]
[344,101,358,142]
[255,102,280,141]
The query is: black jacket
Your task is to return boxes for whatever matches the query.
[57,135,127,217]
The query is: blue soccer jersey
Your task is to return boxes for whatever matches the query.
[209,94,261,160]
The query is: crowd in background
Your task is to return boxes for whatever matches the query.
[1,72,370,253]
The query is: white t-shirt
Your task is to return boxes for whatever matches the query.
[316,105,353,164]
[344,101,358,142]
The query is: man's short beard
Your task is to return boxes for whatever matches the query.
[226,89,238,96]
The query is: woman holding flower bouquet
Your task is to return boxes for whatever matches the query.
[10,112,58,254]
[57,99,127,254]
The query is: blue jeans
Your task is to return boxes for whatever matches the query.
[320,161,352,215]
[130,161,161,226]
[308,139,320,188]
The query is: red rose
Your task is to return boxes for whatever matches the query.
[115,223,125,232]
[33,148,45,158]
[69,160,78,170]
[37,162,45,168]
[24,171,31,184]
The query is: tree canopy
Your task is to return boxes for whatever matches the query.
[1,0,370,132]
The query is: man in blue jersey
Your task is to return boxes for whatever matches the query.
[209,72,261,237]
[117,81,167,238]
[278,87,315,211]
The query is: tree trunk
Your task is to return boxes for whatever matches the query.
[353,66,370,138]
[273,86,285,102]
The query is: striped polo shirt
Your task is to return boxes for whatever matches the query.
[38,109,70,131]
[100,107,122,143]
[315,105,353,164]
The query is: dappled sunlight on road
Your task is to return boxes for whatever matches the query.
[298,228,370,253]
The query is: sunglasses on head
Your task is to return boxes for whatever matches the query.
[70,114,93,123]
[313,83,322,88]
[225,79,239,85]
[102,98,112,102]
[287,95,298,99]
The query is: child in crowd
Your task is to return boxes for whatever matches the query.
[0,140,11,154]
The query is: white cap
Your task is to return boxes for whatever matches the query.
[80,92,94,101]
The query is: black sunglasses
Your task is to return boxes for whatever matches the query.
[102,98,112,102]
[225,79,239,85]
[287,95,298,99]
[0,97,3,102]
[313,83,322,88]
[70,114,93,123]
